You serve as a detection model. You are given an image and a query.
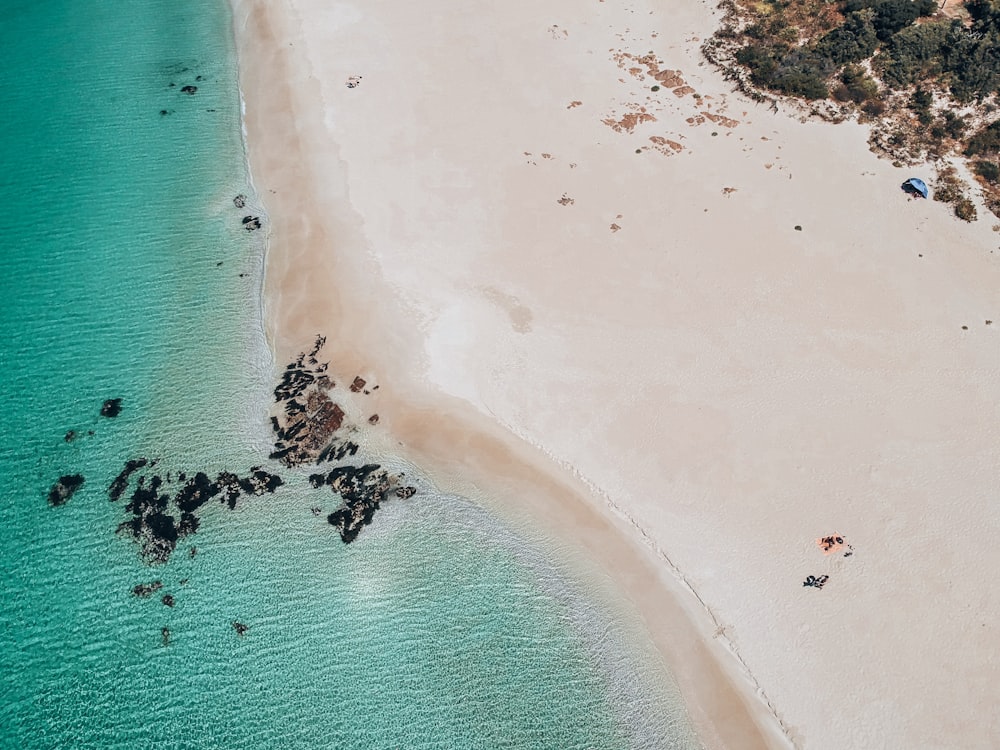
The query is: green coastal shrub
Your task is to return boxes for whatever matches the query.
[974,160,1000,183]
[965,119,1000,156]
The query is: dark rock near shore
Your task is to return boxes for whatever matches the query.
[242,215,261,231]
[233,194,246,208]
[269,336,366,468]
[48,474,84,506]
[349,376,366,393]
[316,464,397,543]
[100,398,123,418]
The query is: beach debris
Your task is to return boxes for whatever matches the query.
[233,194,247,208]
[180,85,198,95]
[101,398,123,418]
[162,594,175,607]
[232,621,248,636]
[795,225,803,231]
[610,223,622,233]
[817,534,854,558]
[161,627,171,647]
[346,75,362,89]
[242,215,262,231]
[48,474,84,506]
[567,101,582,109]
[368,414,379,425]
[558,193,575,206]
[132,581,163,598]
[802,575,829,589]
[350,376,367,393]
[722,187,737,196]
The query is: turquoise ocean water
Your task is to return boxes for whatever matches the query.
[0,2,698,747]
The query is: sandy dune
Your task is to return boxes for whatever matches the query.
[230,0,1000,746]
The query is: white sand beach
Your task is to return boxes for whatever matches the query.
[230,0,1000,746]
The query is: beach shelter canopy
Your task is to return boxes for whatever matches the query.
[904,177,929,198]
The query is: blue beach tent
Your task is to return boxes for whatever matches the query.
[904,177,929,198]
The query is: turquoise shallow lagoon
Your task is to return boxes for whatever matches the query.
[0,1,698,747]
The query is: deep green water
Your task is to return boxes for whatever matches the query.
[0,2,698,747]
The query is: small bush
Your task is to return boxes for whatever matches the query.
[955,198,978,221]
[862,99,888,116]
[975,160,1000,183]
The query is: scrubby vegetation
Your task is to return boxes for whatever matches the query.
[704,0,1000,220]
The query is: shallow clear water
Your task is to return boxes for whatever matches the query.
[0,2,698,747]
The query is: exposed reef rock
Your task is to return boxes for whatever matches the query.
[269,336,358,467]
[309,464,413,543]
[100,398,123,418]
[110,462,283,565]
[48,474,84,506]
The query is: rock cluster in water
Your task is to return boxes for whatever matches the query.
[48,474,84,506]
[110,461,283,564]
[274,336,416,542]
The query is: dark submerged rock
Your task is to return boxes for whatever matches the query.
[64,430,77,442]
[132,581,163,598]
[232,621,248,636]
[108,458,149,502]
[161,627,171,646]
[162,594,175,607]
[100,398,123,418]
[181,85,198,95]
[48,474,84,506]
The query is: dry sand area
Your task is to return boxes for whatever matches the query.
[231,0,1000,746]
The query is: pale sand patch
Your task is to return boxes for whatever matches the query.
[230,0,1000,747]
